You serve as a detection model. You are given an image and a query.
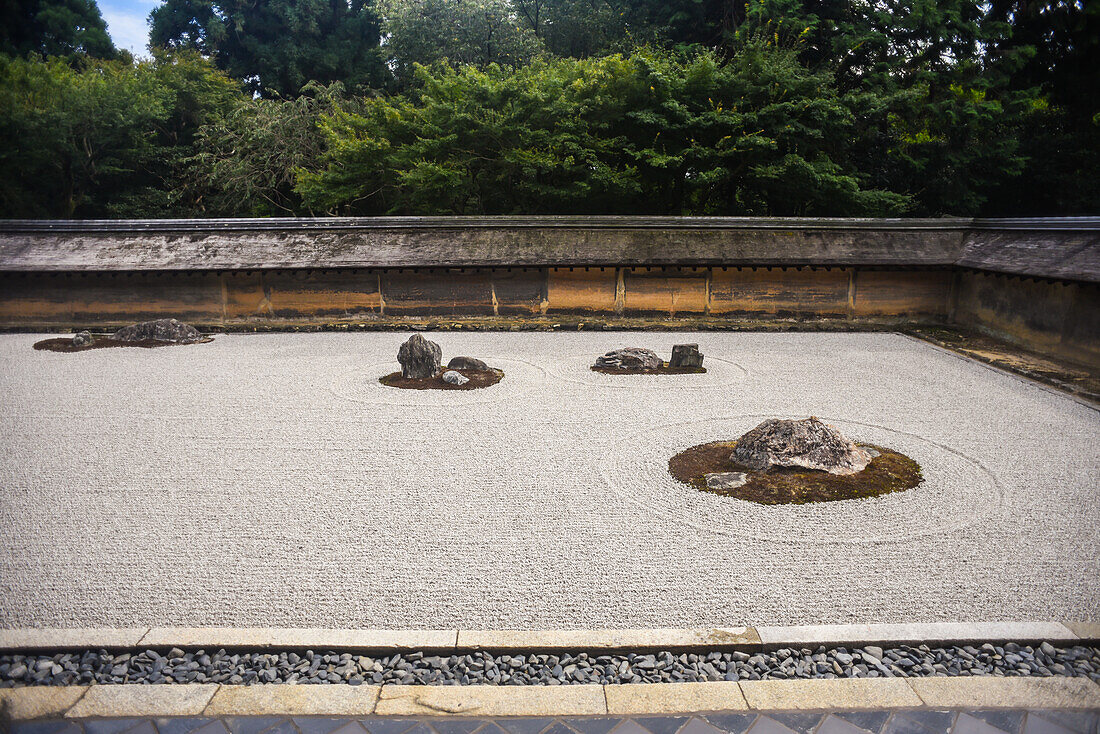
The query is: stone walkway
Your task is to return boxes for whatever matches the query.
[8,711,1100,734]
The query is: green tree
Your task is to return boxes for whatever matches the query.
[0,56,166,217]
[297,45,907,216]
[182,82,351,215]
[378,0,543,81]
[0,52,240,218]
[0,0,117,58]
[149,0,388,97]
[981,0,1100,214]
[738,0,1036,215]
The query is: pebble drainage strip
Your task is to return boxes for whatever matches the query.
[3,643,1099,687]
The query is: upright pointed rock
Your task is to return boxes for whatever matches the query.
[397,334,442,379]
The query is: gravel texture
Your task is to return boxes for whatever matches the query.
[2,643,1098,687]
[0,331,1098,628]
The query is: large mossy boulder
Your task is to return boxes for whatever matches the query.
[731,417,873,476]
[398,334,442,379]
[110,318,203,343]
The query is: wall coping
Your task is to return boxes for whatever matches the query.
[1,216,1098,233]
[0,217,1096,282]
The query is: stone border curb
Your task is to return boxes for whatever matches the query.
[754,622,1084,650]
[3,677,1100,721]
[139,629,459,653]
[1,623,1094,654]
[457,629,760,653]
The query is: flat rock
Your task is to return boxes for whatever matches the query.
[447,356,489,371]
[442,370,469,385]
[397,334,442,379]
[731,417,873,475]
[704,472,748,490]
[670,343,704,368]
[594,347,662,371]
[110,318,203,343]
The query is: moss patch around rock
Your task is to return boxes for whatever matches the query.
[668,440,922,505]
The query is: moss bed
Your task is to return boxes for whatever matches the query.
[591,363,706,375]
[668,440,922,505]
[34,337,213,353]
[379,367,504,390]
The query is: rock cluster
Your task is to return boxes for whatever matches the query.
[2,642,1096,687]
[395,337,495,381]
[594,344,705,370]
[71,331,93,347]
[732,417,873,475]
[397,334,442,379]
[594,347,663,370]
[110,318,203,343]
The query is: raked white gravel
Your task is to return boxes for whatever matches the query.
[0,331,1097,629]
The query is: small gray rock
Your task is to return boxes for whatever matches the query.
[447,356,489,371]
[397,334,442,379]
[669,343,704,368]
[704,472,748,490]
[863,646,884,662]
[442,370,469,385]
[71,330,93,347]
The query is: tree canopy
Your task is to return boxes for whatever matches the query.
[149,0,387,96]
[1,0,117,58]
[0,0,1096,217]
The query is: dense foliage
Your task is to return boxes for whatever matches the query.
[1,0,117,59]
[1,0,1097,217]
[297,47,908,215]
[149,0,388,97]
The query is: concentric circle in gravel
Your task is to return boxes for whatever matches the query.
[330,357,545,406]
[545,352,747,389]
[596,415,1006,544]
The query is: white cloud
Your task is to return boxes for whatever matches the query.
[99,0,156,56]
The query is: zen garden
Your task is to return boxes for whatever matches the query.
[0,0,1098,729]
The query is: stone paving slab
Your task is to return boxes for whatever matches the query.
[0,686,88,720]
[66,686,217,719]
[603,683,747,714]
[205,686,381,716]
[374,686,607,717]
[738,679,922,710]
[4,679,1099,722]
[909,677,1100,709]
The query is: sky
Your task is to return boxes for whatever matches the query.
[100,0,159,55]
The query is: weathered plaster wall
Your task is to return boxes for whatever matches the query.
[1,217,1095,368]
[0,267,952,327]
[953,271,1100,368]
